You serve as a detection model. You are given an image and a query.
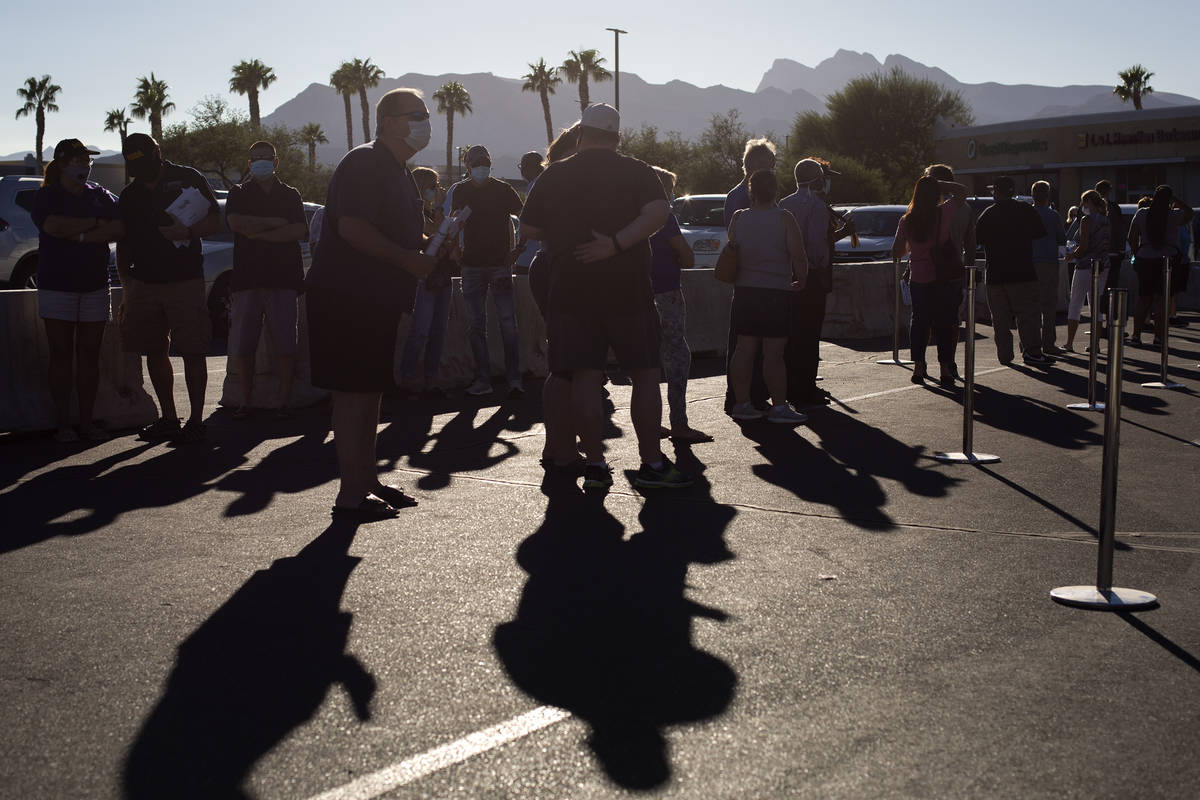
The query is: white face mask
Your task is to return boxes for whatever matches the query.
[470,166,490,183]
[404,118,432,152]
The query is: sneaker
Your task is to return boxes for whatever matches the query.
[582,462,614,490]
[138,417,181,442]
[508,379,525,396]
[633,457,694,489]
[466,379,493,396]
[1023,352,1052,365]
[766,404,808,425]
[1126,333,1142,346]
[1044,345,1065,356]
[794,388,833,407]
[730,402,763,421]
[910,362,927,384]
[176,420,207,443]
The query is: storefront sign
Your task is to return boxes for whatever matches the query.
[1077,128,1200,148]
[967,138,1048,159]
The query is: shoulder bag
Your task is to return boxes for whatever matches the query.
[714,210,742,284]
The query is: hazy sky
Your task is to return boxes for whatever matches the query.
[2,0,1195,156]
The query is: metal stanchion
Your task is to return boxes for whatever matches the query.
[1067,262,1105,412]
[1051,289,1157,610]
[1141,257,1184,390]
[877,257,914,366]
[934,265,999,464]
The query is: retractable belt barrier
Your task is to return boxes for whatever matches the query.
[877,257,914,366]
[1067,262,1106,412]
[1141,257,1185,391]
[934,264,999,465]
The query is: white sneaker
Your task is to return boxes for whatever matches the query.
[767,404,808,425]
[730,402,764,421]
[466,379,493,396]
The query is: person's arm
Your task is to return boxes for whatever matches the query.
[1127,216,1140,253]
[227,214,291,235]
[1176,201,1195,224]
[81,219,124,243]
[250,222,309,242]
[574,198,671,264]
[339,216,434,278]
[782,210,809,288]
[891,218,909,260]
[43,215,101,238]
[1055,215,1067,246]
[939,180,968,205]
[1072,216,1092,258]
[115,240,134,287]
[668,234,695,269]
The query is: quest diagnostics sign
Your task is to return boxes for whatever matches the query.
[967,138,1049,160]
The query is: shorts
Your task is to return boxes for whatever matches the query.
[38,287,111,323]
[547,308,661,373]
[1134,257,1188,297]
[731,285,792,338]
[119,278,212,355]
[230,288,298,357]
[307,286,401,393]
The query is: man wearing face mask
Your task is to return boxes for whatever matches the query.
[451,145,525,396]
[304,88,436,521]
[224,141,309,419]
[117,133,221,443]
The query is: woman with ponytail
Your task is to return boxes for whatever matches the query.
[1127,185,1193,344]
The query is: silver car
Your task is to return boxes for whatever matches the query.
[672,194,728,268]
[0,175,45,288]
[834,205,906,262]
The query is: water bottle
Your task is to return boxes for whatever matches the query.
[426,207,471,259]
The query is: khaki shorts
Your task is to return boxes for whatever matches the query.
[119,277,212,355]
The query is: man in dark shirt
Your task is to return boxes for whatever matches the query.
[976,176,1049,365]
[116,133,221,442]
[520,103,692,490]
[451,145,524,396]
[225,140,309,418]
[1095,180,1125,330]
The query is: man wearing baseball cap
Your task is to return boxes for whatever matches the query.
[116,132,221,442]
[519,103,693,490]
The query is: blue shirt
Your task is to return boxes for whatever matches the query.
[649,213,684,293]
[31,181,119,293]
[1031,205,1067,263]
[723,180,750,227]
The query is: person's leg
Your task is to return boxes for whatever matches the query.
[628,367,665,466]
[571,368,607,464]
[489,269,521,385]
[399,280,435,384]
[229,290,262,410]
[654,289,691,431]
[459,268,492,382]
[264,290,299,410]
[908,281,932,367]
[74,320,106,430]
[730,335,759,405]
[331,390,381,507]
[1035,261,1059,350]
[42,318,77,433]
[788,286,825,401]
[422,285,453,386]
[181,354,207,425]
[985,283,1015,363]
[933,282,961,368]
[761,337,788,407]
[145,342,177,420]
[1065,265,1090,349]
[1013,281,1044,358]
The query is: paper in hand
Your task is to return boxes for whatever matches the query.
[165,186,212,228]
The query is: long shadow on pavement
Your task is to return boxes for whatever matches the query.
[123,519,373,799]
[1118,612,1200,674]
[494,466,737,790]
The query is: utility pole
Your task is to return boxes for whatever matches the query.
[605,27,627,111]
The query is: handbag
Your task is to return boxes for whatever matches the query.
[930,206,963,285]
[714,210,742,284]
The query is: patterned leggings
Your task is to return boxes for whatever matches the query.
[654,289,691,428]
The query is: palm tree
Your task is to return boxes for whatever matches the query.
[104,108,130,183]
[15,75,62,171]
[432,82,472,178]
[561,49,611,114]
[348,58,385,141]
[229,59,277,127]
[1114,64,1154,111]
[130,73,175,141]
[522,59,562,145]
[330,63,356,150]
[300,122,328,170]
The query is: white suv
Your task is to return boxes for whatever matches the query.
[0,175,44,288]
[672,194,728,268]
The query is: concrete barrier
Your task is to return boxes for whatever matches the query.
[0,288,158,432]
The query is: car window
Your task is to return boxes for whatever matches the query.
[848,210,903,237]
[14,190,36,213]
[676,198,725,227]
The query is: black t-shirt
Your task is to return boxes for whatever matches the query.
[519,149,665,314]
[118,161,219,284]
[226,177,307,292]
[976,199,1046,284]
[450,177,523,267]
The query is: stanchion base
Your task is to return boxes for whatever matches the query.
[1066,402,1106,411]
[933,451,1000,464]
[876,358,914,365]
[1050,585,1158,610]
[1140,381,1184,390]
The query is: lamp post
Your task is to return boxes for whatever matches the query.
[605,27,627,111]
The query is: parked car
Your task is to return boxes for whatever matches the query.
[833,205,906,262]
[0,175,44,288]
[672,194,728,268]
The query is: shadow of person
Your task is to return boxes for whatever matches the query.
[971,384,1104,451]
[493,481,737,790]
[123,520,374,799]
[217,427,339,518]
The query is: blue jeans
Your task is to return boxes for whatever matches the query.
[399,279,452,380]
[460,266,519,382]
[909,280,961,366]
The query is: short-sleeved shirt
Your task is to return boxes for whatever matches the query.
[450,177,523,267]
[723,180,750,227]
[895,199,959,284]
[1130,207,1189,259]
[226,177,307,292]
[778,187,832,273]
[31,181,120,293]
[1031,205,1067,263]
[118,161,219,284]
[733,207,792,290]
[976,199,1046,284]
[519,148,665,315]
[305,140,422,311]
[649,213,684,293]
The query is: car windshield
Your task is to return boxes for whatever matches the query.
[848,209,903,237]
[675,198,726,228]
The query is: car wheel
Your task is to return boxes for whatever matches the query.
[10,256,37,289]
[208,273,232,340]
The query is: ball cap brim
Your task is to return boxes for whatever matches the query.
[53,138,100,161]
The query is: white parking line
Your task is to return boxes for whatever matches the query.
[837,366,1010,405]
[306,706,571,800]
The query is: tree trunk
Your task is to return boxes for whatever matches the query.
[308,142,316,170]
[35,107,44,172]
[541,89,553,145]
[119,129,128,185]
[342,94,353,150]
[151,113,162,142]
[1133,90,1142,111]
[579,76,589,114]
[249,90,261,128]
[446,111,455,178]
[359,89,371,142]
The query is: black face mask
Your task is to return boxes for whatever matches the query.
[127,155,162,181]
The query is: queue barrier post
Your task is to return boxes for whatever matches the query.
[1141,257,1184,390]
[877,257,914,366]
[1051,289,1157,610]
[934,264,999,465]
[1067,261,1106,412]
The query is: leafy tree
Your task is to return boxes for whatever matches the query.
[299,122,328,170]
[15,75,61,171]
[775,149,888,204]
[432,81,472,178]
[788,67,973,201]
[131,73,175,141]
[330,63,356,150]
[522,59,562,145]
[347,57,384,141]
[1114,64,1154,110]
[562,49,611,114]
[691,110,752,195]
[229,59,277,127]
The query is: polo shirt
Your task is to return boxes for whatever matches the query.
[118,161,218,284]
[1031,205,1067,263]
[31,181,119,293]
[226,177,307,292]
[450,177,523,267]
[520,148,665,315]
[976,199,1046,284]
[723,180,750,226]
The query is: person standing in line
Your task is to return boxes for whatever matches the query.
[452,145,525,397]
[726,170,809,424]
[923,164,976,363]
[513,152,545,273]
[891,174,968,388]
[224,140,309,420]
[304,88,436,520]
[1094,180,1125,330]
[399,166,454,399]
[31,138,125,442]
[975,176,1050,366]
[1030,181,1068,355]
[1063,190,1110,353]
[1127,185,1193,346]
[649,166,711,443]
[519,103,693,490]
[116,133,221,443]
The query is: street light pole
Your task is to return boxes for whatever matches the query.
[605,27,627,111]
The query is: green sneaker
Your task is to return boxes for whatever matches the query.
[633,457,694,489]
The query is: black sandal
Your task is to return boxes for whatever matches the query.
[331,497,401,521]
[371,484,419,509]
